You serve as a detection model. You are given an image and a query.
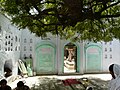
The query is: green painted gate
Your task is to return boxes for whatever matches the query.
[35,43,56,74]
[85,44,102,73]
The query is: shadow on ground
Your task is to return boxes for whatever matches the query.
[31,77,109,90]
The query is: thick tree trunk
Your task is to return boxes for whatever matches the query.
[64,0,83,21]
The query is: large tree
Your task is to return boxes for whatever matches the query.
[0,0,120,42]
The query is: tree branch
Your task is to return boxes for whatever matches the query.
[99,1,120,13]
[41,8,56,15]
[101,13,120,18]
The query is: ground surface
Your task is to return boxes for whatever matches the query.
[7,74,111,90]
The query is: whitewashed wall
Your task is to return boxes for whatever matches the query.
[0,13,21,75]
[102,39,120,72]
[1,13,120,75]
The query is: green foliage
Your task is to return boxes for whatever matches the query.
[0,0,120,42]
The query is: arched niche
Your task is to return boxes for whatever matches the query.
[85,43,102,73]
[35,41,56,74]
[0,52,12,77]
[4,60,13,77]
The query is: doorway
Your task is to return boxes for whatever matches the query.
[4,60,12,78]
[64,43,77,73]
[35,43,56,74]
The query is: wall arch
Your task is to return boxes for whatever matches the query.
[4,59,13,77]
[35,41,56,74]
[0,52,12,76]
[85,43,102,73]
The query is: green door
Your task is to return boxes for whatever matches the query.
[36,44,55,74]
[85,45,102,72]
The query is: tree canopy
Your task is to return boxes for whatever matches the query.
[0,0,120,42]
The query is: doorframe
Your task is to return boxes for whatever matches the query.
[62,42,80,74]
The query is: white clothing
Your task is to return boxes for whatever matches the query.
[109,64,120,90]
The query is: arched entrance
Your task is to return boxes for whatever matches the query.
[4,60,13,77]
[85,43,102,73]
[35,42,56,74]
[0,52,11,77]
[64,43,77,73]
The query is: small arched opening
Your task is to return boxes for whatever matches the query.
[4,60,12,78]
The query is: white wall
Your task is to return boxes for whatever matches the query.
[102,39,120,72]
[1,13,120,75]
[0,13,21,75]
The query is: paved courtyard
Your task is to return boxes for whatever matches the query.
[7,74,111,90]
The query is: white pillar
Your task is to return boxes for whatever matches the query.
[80,41,85,74]
[12,61,18,75]
[56,35,62,74]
